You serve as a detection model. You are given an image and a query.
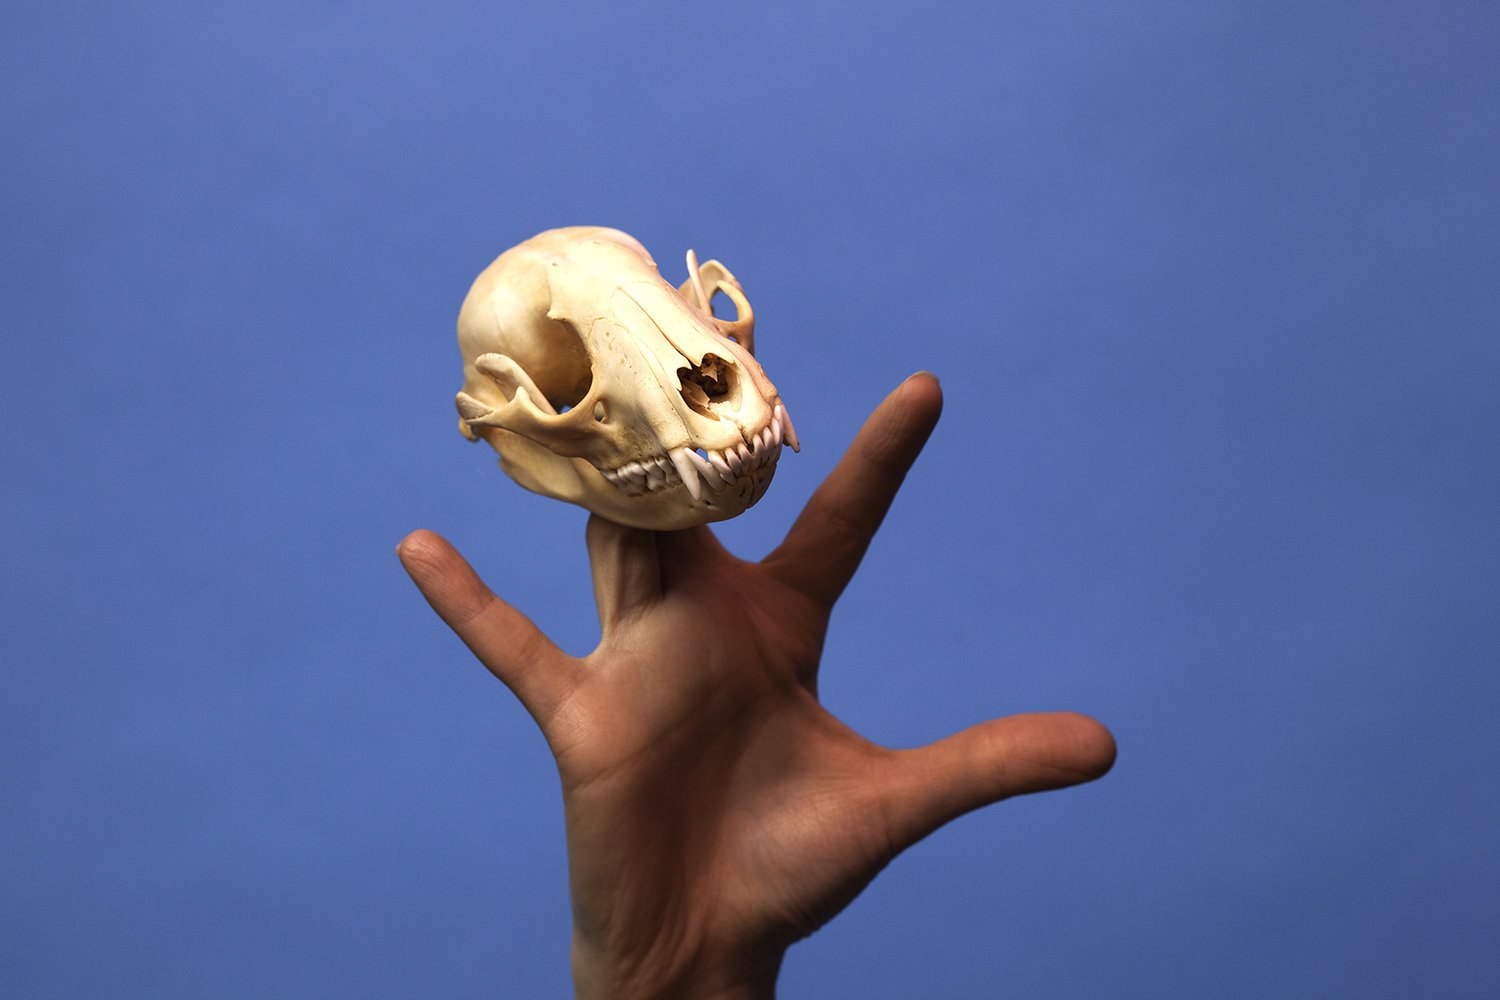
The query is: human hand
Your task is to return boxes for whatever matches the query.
[398,373,1115,999]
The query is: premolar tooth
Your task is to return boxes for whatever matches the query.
[709,451,734,480]
[669,448,704,502]
[775,404,800,453]
[687,449,726,490]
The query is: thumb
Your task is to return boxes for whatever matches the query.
[397,529,578,722]
[891,712,1116,845]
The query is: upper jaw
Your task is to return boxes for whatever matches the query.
[599,403,799,503]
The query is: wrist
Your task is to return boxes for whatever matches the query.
[571,934,781,1000]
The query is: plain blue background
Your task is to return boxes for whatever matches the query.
[3,3,1497,997]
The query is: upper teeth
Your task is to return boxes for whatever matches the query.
[600,403,799,503]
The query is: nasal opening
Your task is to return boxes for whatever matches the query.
[678,354,734,418]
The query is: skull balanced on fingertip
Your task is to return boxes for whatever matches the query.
[454,227,799,530]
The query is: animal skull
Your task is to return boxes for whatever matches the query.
[455,226,799,530]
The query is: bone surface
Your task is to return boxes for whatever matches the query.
[455,226,797,530]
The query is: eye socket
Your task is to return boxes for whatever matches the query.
[517,315,593,413]
[707,287,738,323]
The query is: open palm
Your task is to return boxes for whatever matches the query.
[399,374,1115,999]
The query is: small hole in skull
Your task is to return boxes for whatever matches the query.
[593,401,607,423]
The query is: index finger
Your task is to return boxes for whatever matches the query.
[761,373,942,608]
[397,529,579,724]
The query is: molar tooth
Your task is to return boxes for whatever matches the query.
[645,463,666,491]
[775,403,800,453]
[669,448,704,502]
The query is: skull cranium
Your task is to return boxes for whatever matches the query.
[455,226,799,530]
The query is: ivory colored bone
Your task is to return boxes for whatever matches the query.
[455,226,798,530]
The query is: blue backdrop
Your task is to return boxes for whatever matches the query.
[3,3,1497,997]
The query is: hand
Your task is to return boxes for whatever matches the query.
[398,373,1115,999]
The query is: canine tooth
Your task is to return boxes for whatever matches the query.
[775,403,800,453]
[669,448,704,502]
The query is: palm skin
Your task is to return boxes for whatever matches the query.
[399,374,1115,999]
